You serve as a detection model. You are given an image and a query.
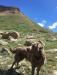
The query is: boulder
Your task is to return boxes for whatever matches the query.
[0,40,8,45]
[0,68,22,75]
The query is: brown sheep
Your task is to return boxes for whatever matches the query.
[10,41,46,75]
[1,32,9,39]
[8,31,20,39]
[1,31,20,39]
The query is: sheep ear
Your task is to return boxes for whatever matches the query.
[38,40,45,47]
[38,43,42,48]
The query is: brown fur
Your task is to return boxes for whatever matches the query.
[8,31,20,39]
[1,31,20,39]
[10,41,45,75]
[1,32,9,39]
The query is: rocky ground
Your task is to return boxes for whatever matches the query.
[0,48,57,75]
[0,31,57,75]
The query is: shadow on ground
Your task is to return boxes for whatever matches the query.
[0,68,23,75]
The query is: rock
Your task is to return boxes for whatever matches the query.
[0,69,4,75]
[0,40,8,45]
[5,68,22,75]
[53,70,57,75]
[0,47,9,55]
[26,35,34,39]
[0,68,22,75]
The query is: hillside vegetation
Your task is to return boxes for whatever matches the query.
[0,13,49,33]
[0,8,57,49]
[0,6,57,75]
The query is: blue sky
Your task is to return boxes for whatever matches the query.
[0,0,57,32]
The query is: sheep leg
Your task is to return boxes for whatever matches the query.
[37,66,41,75]
[10,61,16,69]
[15,61,19,69]
[31,65,35,75]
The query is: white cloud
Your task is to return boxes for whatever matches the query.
[37,20,47,27]
[37,23,44,27]
[48,22,57,29]
[42,20,47,24]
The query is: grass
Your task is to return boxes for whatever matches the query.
[0,47,57,75]
[0,12,57,75]
[45,40,57,49]
[0,14,33,32]
[0,14,50,34]
[0,37,57,75]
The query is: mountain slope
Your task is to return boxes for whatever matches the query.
[0,6,50,33]
[0,6,57,49]
[0,5,19,14]
[0,6,57,75]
